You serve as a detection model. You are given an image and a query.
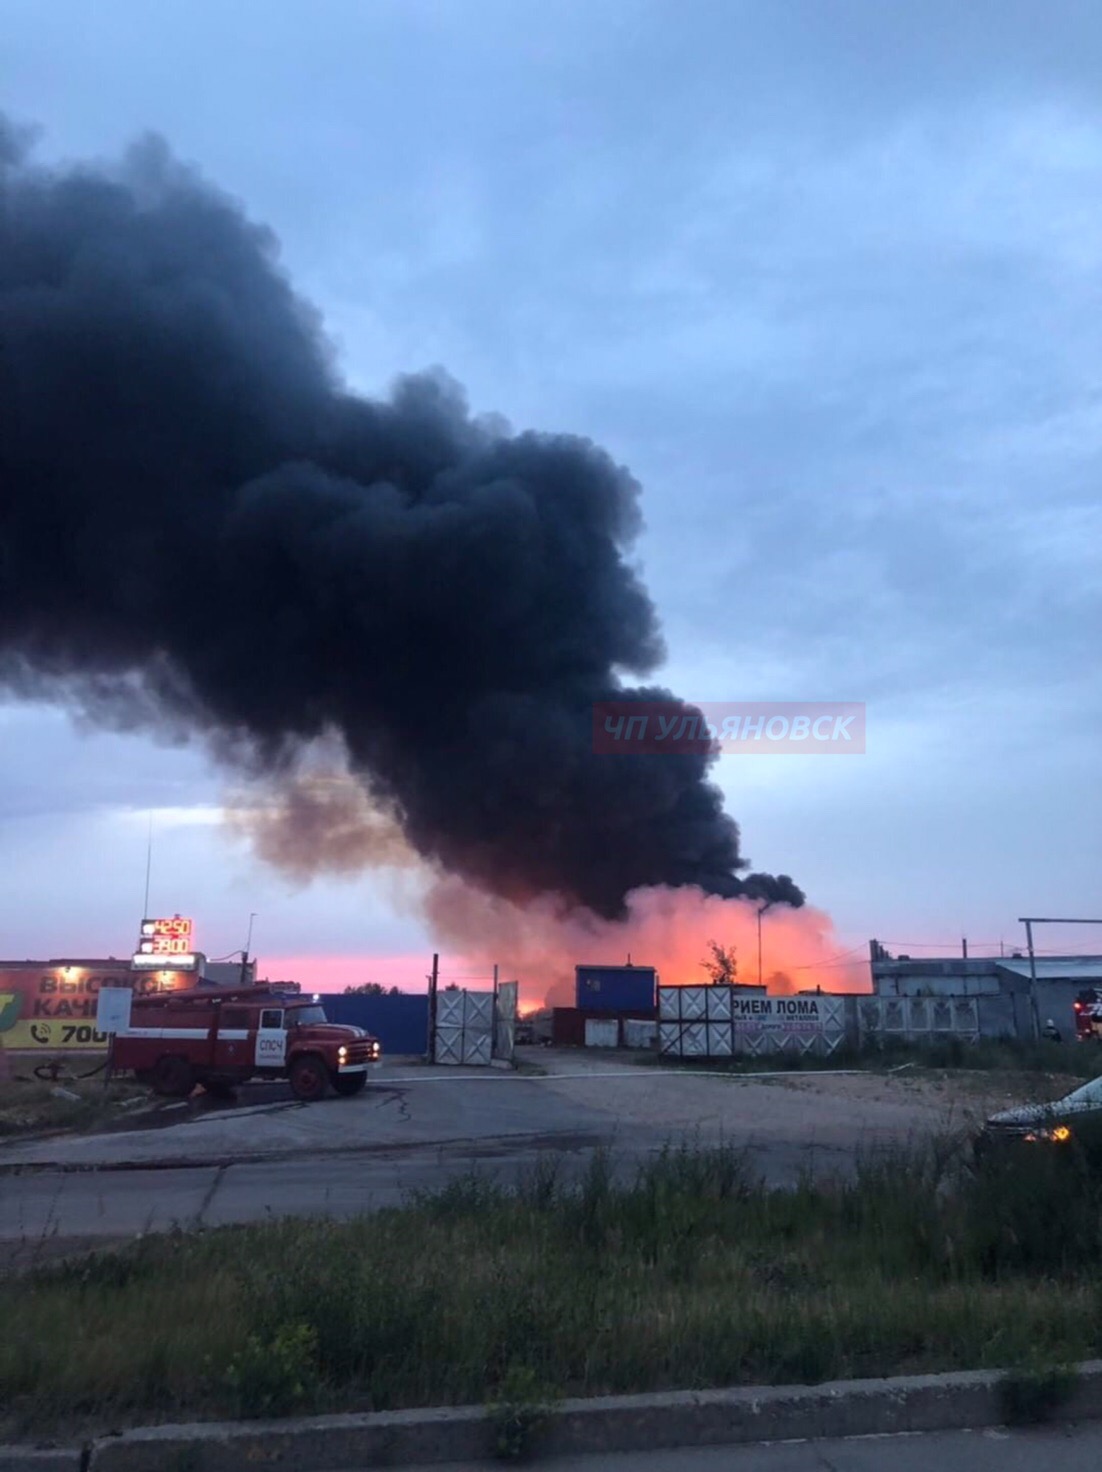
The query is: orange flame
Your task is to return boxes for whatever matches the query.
[425,880,867,1010]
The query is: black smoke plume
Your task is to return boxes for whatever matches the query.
[0,123,804,918]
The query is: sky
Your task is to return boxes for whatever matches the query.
[2,0,1100,983]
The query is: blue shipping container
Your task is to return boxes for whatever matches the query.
[575,965,656,1012]
[321,993,429,1057]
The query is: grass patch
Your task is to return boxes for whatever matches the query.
[998,1359,1080,1425]
[5,1139,1102,1437]
[0,1075,148,1137]
[487,1363,557,1461]
[641,1037,1099,1080]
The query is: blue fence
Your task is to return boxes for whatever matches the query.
[575,965,656,1012]
[321,993,429,1057]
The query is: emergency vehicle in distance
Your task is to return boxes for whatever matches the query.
[1075,989,1102,1043]
[112,985,381,1101]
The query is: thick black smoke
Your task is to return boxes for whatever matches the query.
[0,124,804,919]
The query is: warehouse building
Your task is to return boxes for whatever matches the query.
[868,942,1102,1041]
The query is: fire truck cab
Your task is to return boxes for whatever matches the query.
[113,986,381,1101]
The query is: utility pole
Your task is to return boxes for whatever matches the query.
[757,904,765,988]
[1018,916,1102,1041]
[427,952,439,1061]
[240,912,257,986]
[1023,919,1040,1041]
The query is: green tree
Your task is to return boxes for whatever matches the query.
[700,940,738,986]
[343,982,401,996]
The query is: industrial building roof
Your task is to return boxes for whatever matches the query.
[996,957,1102,983]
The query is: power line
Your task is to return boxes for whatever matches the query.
[788,945,868,971]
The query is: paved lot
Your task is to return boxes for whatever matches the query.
[0,1051,998,1247]
[395,1424,1102,1472]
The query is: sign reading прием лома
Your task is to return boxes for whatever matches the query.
[729,994,838,1032]
[657,985,848,1060]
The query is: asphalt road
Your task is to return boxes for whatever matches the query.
[0,1050,967,1249]
[394,1424,1102,1472]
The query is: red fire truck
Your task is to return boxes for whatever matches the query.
[1075,989,1102,1043]
[112,986,380,1101]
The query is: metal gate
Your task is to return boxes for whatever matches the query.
[493,980,518,1063]
[433,989,494,1065]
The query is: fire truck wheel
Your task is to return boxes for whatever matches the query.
[151,1055,195,1098]
[332,1071,368,1097]
[289,1054,330,1102]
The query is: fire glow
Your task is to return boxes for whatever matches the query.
[426,881,867,1010]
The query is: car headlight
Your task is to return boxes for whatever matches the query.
[338,1045,347,1060]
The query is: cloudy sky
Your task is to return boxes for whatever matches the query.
[2,0,1100,979]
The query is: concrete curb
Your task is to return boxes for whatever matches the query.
[0,1450,80,1472]
[5,1360,1102,1472]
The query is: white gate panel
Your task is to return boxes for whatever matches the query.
[659,988,682,1020]
[707,1023,733,1056]
[681,1021,707,1056]
[680,987,707,1022]
[435,1028,464,1066]
[706,987,732,1020]
[464,991,494,1030]
[436,991,465,1029]
[658,1021,682,1056]
[462,1030,493,1065]
[494,980,518,1061]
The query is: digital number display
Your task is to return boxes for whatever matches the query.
[133,917,198,971]
[140,917,193,941]
[144,936,192,956]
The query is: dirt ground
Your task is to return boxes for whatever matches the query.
[0,1050,1084,1246]
[765,1065,1083,1116]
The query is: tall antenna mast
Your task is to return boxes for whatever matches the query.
[142,813,154,918]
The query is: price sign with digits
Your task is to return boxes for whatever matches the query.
[133,916,197,968]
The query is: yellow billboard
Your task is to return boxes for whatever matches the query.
[0,965,196,1054]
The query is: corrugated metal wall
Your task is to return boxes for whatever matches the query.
[321,993,428,1056]
[575,966,656,1012]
